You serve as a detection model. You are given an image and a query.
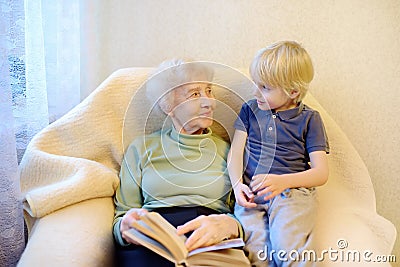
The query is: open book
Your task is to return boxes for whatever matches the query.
[123,211,250,267]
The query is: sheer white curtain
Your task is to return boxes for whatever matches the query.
[0,2,25,265]
[0,0,80,265]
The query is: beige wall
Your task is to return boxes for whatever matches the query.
[81,0,399,261]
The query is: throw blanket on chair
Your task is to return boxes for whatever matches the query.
[20,68,151,228]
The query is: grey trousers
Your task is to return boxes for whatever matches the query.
[234,188,318,267]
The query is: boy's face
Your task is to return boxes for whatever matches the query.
[253,84,297,112]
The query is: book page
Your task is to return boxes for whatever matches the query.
[188,248,251,267]
[123,228,176,263]
[145,212,187,244]
[130,219,159,241]
[132,218,181,257]
[141,212,188,259]
[187,238,245,257]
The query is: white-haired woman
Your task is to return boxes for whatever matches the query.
[113,59,250,266]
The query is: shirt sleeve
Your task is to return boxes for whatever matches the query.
[306,111,330,154]
[113,141,144,246]
[234,102,250,133]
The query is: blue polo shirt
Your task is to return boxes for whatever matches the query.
[234,99,329,184]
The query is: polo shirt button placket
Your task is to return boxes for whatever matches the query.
[270,114,276,132]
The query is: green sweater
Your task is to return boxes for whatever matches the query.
[113,127,236,246]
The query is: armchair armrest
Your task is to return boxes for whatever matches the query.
[18,197,115,267]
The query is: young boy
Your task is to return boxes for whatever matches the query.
[228,41,329,267]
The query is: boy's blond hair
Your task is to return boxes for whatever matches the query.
[250,41,314,103]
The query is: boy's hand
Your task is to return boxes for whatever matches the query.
[233,183,257,208]
[250,173,289,201]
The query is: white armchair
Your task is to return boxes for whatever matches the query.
[18,67,396,266]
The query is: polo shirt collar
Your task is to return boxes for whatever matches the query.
[274,102,304,121]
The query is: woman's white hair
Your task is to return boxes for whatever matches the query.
[146,59,214,113]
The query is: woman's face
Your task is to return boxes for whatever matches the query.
[169,82,216,135]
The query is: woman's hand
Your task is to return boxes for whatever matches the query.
[233,183,257,208]
[176,214,239,251]
[120,208,148,245]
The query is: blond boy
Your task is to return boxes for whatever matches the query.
[228,41,329,267]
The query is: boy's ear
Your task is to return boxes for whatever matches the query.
[289,89,300,99]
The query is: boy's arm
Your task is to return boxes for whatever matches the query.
[286,150,329,187]
[227,130,247,186]
[228,130,256,208]
[251,150,329,200]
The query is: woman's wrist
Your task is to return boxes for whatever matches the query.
[223,214,241,239]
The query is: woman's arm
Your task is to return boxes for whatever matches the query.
[113,143,145,246]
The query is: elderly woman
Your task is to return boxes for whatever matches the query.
[113,59,250,266]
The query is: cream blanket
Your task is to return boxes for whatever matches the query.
[18,67,396,266]
[20,68,154,226]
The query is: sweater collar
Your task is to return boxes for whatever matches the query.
[169,126,213,147]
